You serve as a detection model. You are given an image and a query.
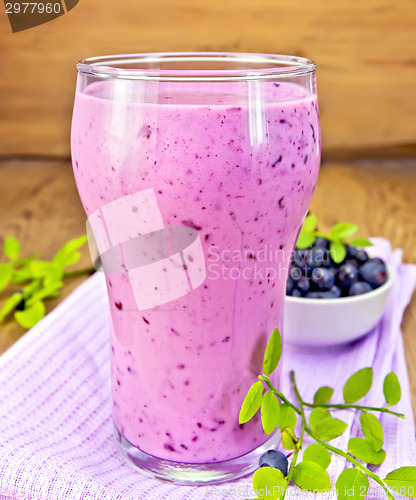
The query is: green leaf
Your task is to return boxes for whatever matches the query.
[12,267,34,284]
[61,251,81,267]
[313,386,334,405]
[239,381,263,424]
[360,413,383,452]
[3,236,21,260]
[277,404,297,431]
[336,468,369,500]
[292,461,331,492]
[14,301,46,329]
[53,235,87,266]
[29,260,56,278]
[252,467,287,499]
[350,238,373,248]
[302,214,318,233]
[343,368,373,404]
[261,391,280,435]
[309,408,348,441]
[329,241,347,264]
[23,280,41,295]
[27,281,64,305]
[303,443,331,470]
[383,372,401,406]
[384,466,416,498]
[0,262,13,292]
[281,427,298,451]
[330,222,358,240]
[348,438,386,465]
[263,328,282,376]
[43,267,64,287]
[296,233,315,249]
[309,408,331,428]
[0,292,25,321]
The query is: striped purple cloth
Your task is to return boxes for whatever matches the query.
[0,238,415,500]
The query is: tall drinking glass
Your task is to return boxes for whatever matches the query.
[71,53,320,484]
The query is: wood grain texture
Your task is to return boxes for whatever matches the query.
[0,0,416,157]
[0,159,415,417]
[0,160,89,351]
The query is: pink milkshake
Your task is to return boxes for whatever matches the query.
[71,53,320,483]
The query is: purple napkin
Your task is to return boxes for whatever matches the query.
[0,238,415,500]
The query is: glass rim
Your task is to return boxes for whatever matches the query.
[76,52,316,82]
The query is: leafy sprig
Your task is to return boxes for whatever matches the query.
[0,235,94,329]
[296,214,373,263]
[240,328,416,500]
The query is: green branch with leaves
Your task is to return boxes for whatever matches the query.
[0,235,94,329]
[240,328,416,500]
[296,214,373,263]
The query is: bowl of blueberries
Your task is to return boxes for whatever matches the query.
[284,216,393,348]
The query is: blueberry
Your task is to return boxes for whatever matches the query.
[311,268,335,291]
[344,259,360,270]
[306,286,340,299]
[293,249,314,274]
[290,265,303,282]
[293,249,307,269]
[313,236,329,249]
[310,247,331,269]
[259,450,288,476]
[349,281,373,296]
[320,288,341,299]
[297,276,310,294]
[347,246,369,265]
[291,288,303,297]
[346,244,358,259]
[286,276,294,295]
[336,264,359,289]
[306,291,324,298]
[355,249,369,264]
[360,258,388,288]
[328,285,342,298]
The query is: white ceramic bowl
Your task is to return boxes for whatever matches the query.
[283,265,394,348]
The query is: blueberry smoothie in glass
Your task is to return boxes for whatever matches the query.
[71,53,320,484]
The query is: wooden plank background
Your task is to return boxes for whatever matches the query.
[0,0,416,158]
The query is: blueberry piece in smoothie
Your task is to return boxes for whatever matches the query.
[181,220,202,231]
[272,155,282,166]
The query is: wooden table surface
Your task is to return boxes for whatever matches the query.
[0,158,415,417]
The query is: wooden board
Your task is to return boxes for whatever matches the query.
[0,158,415,418]
[0,0,416,157]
